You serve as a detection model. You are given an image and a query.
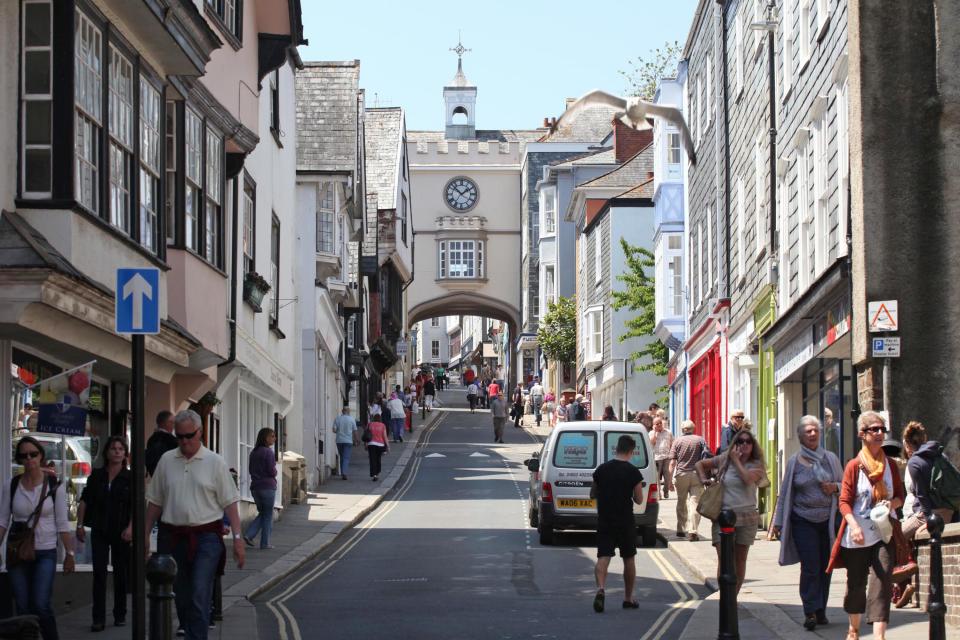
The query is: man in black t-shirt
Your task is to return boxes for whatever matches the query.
[589,434,645,612]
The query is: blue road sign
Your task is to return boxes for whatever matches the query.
[116,268,160,334]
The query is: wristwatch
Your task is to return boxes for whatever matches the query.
[232,533,242,541]
[65,550,75,557]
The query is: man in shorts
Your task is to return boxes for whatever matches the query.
[590,434,645,612]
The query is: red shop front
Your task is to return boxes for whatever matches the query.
[689,344,722,452]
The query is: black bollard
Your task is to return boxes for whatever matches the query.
[927,513,946,640]
[147,553,178,640]
[717,509,739,640]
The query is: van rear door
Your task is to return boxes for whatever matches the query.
[550,430,598,514]
[601,428,653,514]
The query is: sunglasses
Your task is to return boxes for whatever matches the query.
[16,450,41,461]
[862,425,887,435]
[175,429,199,440]
[732,415,745,420]
[734,438,753,445]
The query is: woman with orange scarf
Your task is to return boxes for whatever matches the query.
[826,411,906,640]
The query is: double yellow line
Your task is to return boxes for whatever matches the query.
[264,414,445,640]
[642,549,699,640]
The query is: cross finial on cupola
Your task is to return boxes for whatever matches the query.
[449,31,471,62]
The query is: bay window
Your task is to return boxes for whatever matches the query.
[165,101,177,244]
[438,240,484,279]
[184,108,203,253]
[74,12,102,214]
[206,0,242,43]
[317,184,335,253]
[21,0,53,198]
[541,188,556,235]
[139,82,162,252]
[584,306,603,364]
[204,129,222,264]
[108,47,134,234]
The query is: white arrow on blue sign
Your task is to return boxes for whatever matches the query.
[116,268,160,334]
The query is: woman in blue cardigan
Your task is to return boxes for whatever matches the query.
[771,415,843,631]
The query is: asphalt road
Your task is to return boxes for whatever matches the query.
[255,388,708,640]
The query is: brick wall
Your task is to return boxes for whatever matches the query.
[915,522,960,628]
[612,119,653,163]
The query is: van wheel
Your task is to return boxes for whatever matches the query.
[538,522,553,545]
[640,526,657,548]
[529,507,539,528]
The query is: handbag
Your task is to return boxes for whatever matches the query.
[697,455,731,522]
[361,424,372,444]
[889,516,918,581]
[6,479,49,568]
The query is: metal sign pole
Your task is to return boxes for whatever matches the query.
[131,334,146,640]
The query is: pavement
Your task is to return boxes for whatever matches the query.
[518,414,937,639]
[57,405,444,639]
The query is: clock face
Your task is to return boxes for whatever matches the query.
[444,177,479,212]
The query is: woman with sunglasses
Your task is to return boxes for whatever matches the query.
[0,436,75,639]
[76,435,132,631]
[770,416,843,631]
[695,429,767,594]
[827,411,905,640]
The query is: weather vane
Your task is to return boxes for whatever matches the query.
[449,31,471,61]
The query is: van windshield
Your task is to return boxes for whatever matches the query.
[552,431,596,469]
[604,431,649,468]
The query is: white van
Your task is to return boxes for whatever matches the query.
[524,421,659,547]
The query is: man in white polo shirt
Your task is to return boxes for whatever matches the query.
[145,410,244,640]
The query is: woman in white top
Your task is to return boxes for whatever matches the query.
[0,436,75,640]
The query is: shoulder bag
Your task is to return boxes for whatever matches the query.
[696,455,730,522]
[361,423,373,444]
[6,477,51,568]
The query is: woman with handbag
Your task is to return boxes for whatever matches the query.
[695,429,767,594]
[365,415,390,481]
[826,411,905,640]
[770,416,843,631]
[0,436,75,639]
[76,435,132,631]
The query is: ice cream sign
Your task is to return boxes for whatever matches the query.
[34,362,95,437]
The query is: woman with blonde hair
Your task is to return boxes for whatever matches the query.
[827,411,905,640]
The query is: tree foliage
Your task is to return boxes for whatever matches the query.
[611,238,669,403]
[620,41,683,101]
[538,296,576,365]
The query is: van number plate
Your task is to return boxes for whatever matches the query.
[557,498,596,509]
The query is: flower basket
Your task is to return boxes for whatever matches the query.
[243,271,271,312]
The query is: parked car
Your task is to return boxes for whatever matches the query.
[12,434,96,521]
[524,421,659,547]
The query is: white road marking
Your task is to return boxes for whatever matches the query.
[424,453,446,458]
[469,452,489,457]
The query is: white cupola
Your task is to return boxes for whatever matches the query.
[444,41,476,140]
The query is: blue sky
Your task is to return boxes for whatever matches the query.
[298,1,700,131]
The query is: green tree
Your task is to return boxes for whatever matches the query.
[611,238,669,403]
[538,296,576,366]
[620,41,683,101]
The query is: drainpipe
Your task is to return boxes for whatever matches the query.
[720,0,732,300]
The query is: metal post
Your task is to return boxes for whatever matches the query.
[882,357,892,416]
[927,513,946,640]
[717,509,740,640]
[147,554,177,640]
[131,335,146,640]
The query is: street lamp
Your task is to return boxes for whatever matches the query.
[751,0,779,273]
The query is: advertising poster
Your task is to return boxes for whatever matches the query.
[35,362,94,437]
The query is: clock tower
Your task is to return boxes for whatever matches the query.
[444,40,476,140]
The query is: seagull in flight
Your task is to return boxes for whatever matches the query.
[552,89,696,164]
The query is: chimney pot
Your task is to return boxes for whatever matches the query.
[648,171,654,180]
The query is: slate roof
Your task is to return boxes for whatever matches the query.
[407,129,544,143]
[613,177,655,200]
[577,143,654,189]
[365,107,403,210]
[549,147,616,169]
[538,103,621,142]
[296,61,361,173]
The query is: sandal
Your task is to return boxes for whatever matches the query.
[846,627,859,640]
[593,589,605,613]
[622,600,640,609]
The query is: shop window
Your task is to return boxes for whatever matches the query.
[802,358,853,462]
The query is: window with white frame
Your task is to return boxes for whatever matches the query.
[815,0,830,37]
[75,12,103,214]
[667,131,682,179]
[544,264,556,306]
[593,228,602,284]
[108,47,133,235]
[800,0,812,67]
[184,108,203,252]
[813,108,829,274]
[139,82,161,252]
[21,0,53,198]
[736,177,745,281]
[698,72,705,137]
[584,306,603,364]
[270,214,280,324]
[346,315,356,349]
[755,135,766,258]
[541,188,556,235]
[165,101,177,243]
[431,317,440,327]
[431,340,440,359]
[836,79,849,257]
[782,0,795,97]
[734,12,743,96]
[669,255,683,316]
[689,77,697,145]
[205,0,242,41]
[696,222,703,305]
[777,166,790,310]
[438,240,483,278]
[204,128,222,264]
[797,129,812,291]
[706,208,713,293]
[705,56,713,127]
[317,183,335,253]
[688,231,695,313]
[242,177,255,274]
[239,390,272,499]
